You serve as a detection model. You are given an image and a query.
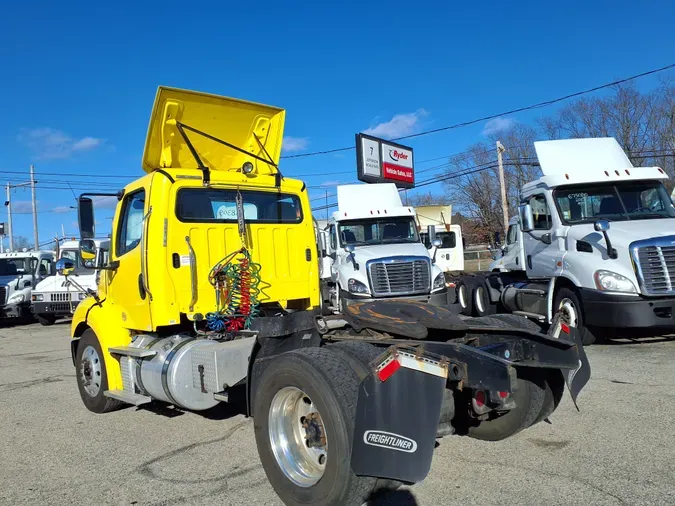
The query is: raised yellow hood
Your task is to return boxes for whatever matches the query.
[141,86,285,174]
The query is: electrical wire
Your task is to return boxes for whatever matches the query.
[281,63,675,160]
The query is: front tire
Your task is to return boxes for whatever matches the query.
[75,329,124,414]
[36,314,57,326]
[253,347,376,506]
[553,287,596,345]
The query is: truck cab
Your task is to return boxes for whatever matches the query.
[416,204,464,273]
[31,239,109,325]
[0,250,55,319]
[317,183,447,312]
[473,137,675,343]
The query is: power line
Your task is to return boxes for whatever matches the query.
[282,63,675,160]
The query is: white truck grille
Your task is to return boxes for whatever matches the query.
[631,237,675,296]
[367,257,431,297]
[50,292,74,302]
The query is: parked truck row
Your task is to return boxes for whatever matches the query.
[0,239,109,325]
[57,86,592,506]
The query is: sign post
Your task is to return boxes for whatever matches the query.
[355,133,415,189]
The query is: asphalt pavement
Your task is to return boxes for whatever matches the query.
[1,321,674,506]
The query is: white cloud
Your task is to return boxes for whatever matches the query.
[482,117,515,136]
[282,136,310,153]
[11,200,36,213]
[72,137,102,151]
[51,206,74,214]
[92,195,119,210]
[363,109,429,139]
[17,127,105,160]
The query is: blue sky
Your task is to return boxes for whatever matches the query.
[1,0,674,245]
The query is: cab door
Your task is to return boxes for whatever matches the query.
[107,184,152,331]
[523,193,559,278]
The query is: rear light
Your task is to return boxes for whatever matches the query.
[498,391,508,399]
[375,348,448,382]
[377,356,401,382]
[560,322,570,334]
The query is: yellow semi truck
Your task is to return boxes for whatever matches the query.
[61,86,591,506]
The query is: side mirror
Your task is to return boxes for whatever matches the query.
[79,239,97,268]
[56,258,75,277]
[519,204,534,233]
[427,225,437,243]
[78,197,95,239]
[594,220,610,232]
[344,243,355,253]
[432,238,442,248]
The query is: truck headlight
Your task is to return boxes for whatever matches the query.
[432,273,446,291]
[32,294,44,302]
[594,270,637,293]
[347,278,369,294]
[8,293,25,304]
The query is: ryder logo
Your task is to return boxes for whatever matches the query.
[363,430,418,453]
[388,149,409,162]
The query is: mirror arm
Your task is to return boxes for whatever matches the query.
[601,231,618,259]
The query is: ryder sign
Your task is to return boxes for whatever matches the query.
[356,133,415,189]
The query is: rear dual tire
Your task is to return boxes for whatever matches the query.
[253,346,381,506]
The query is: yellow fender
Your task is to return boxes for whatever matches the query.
[70,298,132,391]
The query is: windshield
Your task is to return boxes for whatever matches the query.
[338,217,419,246]
[0,258,32,276]
[554,181,675,224]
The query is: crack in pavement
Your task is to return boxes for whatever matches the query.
[452,454,628,504]
[135,420,267,505]
[0,375,75,393]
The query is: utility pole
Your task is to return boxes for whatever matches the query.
[6,183,13,251]
[496,141,509,240]
[30,165,39,250]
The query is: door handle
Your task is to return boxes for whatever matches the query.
[527,255,533,269]
[138,273,146,300]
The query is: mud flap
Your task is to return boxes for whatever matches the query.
[548,313,591,409]
[351,367,445,483]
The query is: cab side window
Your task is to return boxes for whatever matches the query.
[116,190,146,257]
[329,225,337,250]
[39,258,51,276]
[529,194,552,230]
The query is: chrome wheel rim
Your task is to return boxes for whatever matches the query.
[458,285,467,308]
[268,387,327,487]
[79,345,102,397]
[475,287,485,313]
[559,298,578,327]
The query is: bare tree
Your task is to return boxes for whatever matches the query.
[404,191,449,207]
[13,236,31,250]
[442,83,675,243]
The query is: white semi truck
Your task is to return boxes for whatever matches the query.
[31,239,110,325]
[415,205,465,272]
[454,137,675,345]
[0,250,56,320]
[316,183,448,313]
